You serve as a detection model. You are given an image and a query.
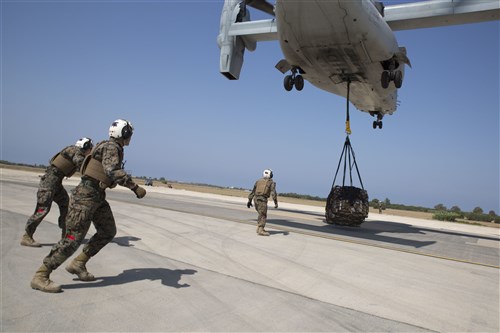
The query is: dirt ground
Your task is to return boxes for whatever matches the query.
[2,163,497,228]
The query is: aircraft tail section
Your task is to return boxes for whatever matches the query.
[218,0,249,80]
[218,0,278,80]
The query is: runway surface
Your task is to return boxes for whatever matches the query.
[1,168,499,332]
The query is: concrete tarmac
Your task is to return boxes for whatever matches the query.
[1,168,499,332]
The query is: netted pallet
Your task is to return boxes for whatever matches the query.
[325,186,369,227]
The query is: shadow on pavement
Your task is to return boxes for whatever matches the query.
[112,236,142,247]
[63,268,197,289]
[266,218,436,248]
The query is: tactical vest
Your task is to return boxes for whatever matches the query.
[50,153,76,177]
[255,178,272,197]
[80,156,113,187]
[80,141,117,187]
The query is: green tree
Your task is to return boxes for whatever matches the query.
[450,206,461,213]
[384,198,391,206]
[488,210,496,216]
[472,207,484,214]
[434,203,447,211]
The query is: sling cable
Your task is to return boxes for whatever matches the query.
[325,79,369,227]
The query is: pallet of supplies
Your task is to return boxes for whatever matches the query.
[325,185,368,226]
[325,136,369,226]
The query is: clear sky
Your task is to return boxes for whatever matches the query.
[2,0,499,213]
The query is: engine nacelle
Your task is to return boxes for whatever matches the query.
[217,0,251,80]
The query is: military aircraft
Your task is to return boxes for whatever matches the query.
[217,0,500,129]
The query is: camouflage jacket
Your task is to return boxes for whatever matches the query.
[87,138,135,189]
[248,177,277,203]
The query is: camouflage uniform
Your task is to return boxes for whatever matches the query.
[248,177,278,235]
[24,145,87,240]
[43,138,139,271]
[30,120,144,293]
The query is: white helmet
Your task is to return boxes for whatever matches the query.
[109,119,133,139]
[263,169,273,179]
[75,137,93,150]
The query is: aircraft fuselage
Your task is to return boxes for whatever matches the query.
[275,0,405,115]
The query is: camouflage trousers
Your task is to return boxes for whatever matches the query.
[25,170,68,236]
[43,180,117,271]
[254,198,268,228]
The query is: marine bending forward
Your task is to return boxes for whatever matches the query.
[21,137,93,247]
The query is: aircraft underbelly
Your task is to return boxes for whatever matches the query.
[275,0,400,113]
[313,79,396,113]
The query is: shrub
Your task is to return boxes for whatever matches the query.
[464,212,499,223]
[433,211,460,222]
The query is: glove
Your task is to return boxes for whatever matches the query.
[132,185,146,199]
[274,202,278,209]
[247,201,253,208]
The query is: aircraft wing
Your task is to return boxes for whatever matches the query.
[385,0,500,31]
[224,1,500,39]
[228,19,278,43]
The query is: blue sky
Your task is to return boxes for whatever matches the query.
[2,1,499,213]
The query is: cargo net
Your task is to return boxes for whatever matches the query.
[325,136,369,226]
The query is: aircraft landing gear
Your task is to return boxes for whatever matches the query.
[284,67,304,91]
[381,70,403,89]
[370,112,383,129]
[373,120,383,129]
[380,56,404,89]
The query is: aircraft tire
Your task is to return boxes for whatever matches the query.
[394,70,403,88]
[381,71,390,89]
[295,75,304,91]
[284,75,294,91]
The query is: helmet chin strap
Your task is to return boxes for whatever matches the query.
[112,137,125,147]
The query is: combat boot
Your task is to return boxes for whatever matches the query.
[257,226,269,236]
[20,233,41,247]
[66,252,95,281]
[30,264,62,293]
